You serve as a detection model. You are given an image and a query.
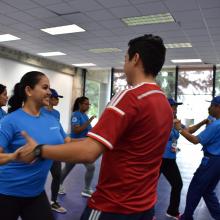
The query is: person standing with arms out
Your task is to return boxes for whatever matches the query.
[16,34,173,220]
[59,96,96,198]
[160,98,209,220]
[0,71,68,220]
[42,88,70,213]
[173,96,220,220]
[0,84,8,120]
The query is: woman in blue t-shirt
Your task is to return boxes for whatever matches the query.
[59,96,96,197]
[0,84,8,120]
[160,98,208,220]
[0,71,66,220]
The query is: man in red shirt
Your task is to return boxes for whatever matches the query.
[16,34,173,220]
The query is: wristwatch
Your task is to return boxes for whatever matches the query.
[33,144,44,159]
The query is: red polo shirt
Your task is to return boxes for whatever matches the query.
[87,82,173,214]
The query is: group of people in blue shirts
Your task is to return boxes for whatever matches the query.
[161,97,220,220]
[0,71,95,219]
[0,71,220,220]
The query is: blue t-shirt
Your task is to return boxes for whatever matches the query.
[41,107,60,121]
[41,107,67,139]
[0,108,65,197]
[163,128,180,159]
[197,119,220,156]
[71,111,92,138]
[0,108,6,120]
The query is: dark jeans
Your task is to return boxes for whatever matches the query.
[181,156,220,220]
[80,206,155,220]
[160,158,183,216]
[0,191,54,220]
[50,161,61,202]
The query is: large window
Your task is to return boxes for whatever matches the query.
[85,80,100,118]
[112,69,176,97]
[156,70,175,97]
[112,71,128,95]
[177,69,213,126]
[215,66,220,95]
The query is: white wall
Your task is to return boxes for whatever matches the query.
[0,57,73,132]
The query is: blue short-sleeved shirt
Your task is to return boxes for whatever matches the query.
[41,107,60,121]
[163,127,180,159]
[197,119,220,156]
[0,108,65,197]
[41,107,67,139]
[0,108,6,120]
[71,111,92,138]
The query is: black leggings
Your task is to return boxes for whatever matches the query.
[0,191,54,220]
[50,161,61,202]
[160,158,183,216]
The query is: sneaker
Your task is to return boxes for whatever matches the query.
[166,213,181,220]
[81,189,94,198]
[58,185,66,195]
[51,201,67,213]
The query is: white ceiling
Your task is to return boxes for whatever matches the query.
[0,0,220,69]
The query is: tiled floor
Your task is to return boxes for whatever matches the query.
[45,138,218,220]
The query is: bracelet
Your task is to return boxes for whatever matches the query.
[33,144,45,159]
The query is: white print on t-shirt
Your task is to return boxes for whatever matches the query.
[72,117,77,123]
[49,126,59,130]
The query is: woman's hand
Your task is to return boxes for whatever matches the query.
[0,152,18,165]
[174,119,182,130]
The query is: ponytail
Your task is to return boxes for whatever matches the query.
[72,97,80,112]
[8,83,25,113]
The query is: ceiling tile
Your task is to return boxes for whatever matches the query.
[135,1,168,15]
[202,8,220,19]
[86,9,115,21]
[199,0,220,9]
[99,19,125,28]
[96,0,130,8]
[8,11,36,22]
[0,15,18,25]
[164,0,198,11]
[67,0,103,12]
[46,2,76,14]
[3,0,39,10]
[0,1,18,13]
[27,7,56,19]
[109,6,141,18]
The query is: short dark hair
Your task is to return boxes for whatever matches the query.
[128,34,166,77]
[8,71,45,113]
[0,84,6,95]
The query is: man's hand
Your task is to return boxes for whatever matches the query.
[17,131,38,163]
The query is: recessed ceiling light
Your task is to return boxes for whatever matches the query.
[171,59,202,63]
[122,13,175,26]
[37,52,66,57]
[72,63,96,67]
[41,24,85,35]
[89,48,121,53]
[165,43,192,49]
[0,34,20,42]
